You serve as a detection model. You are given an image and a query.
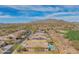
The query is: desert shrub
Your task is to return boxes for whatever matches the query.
[71,40,79,50]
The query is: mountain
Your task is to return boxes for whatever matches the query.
[31,19,69,23]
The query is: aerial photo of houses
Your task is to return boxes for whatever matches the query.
[0,5,79,54]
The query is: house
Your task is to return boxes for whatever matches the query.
[25,30,50,52]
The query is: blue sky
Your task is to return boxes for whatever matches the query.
[0,5,79,23]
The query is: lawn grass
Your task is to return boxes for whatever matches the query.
[65,30,79,41]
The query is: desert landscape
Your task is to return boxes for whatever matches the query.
[0,5,79,54]
[0,19,79,54]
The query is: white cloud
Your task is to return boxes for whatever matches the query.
[28,6,62,12]
[7,5,31,10]
[53,16,79,22]
[0,5,79,22]
[0,14,21,18]
[7,5,62,12]
[0,15,14,18]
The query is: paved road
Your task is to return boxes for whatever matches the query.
[3,45,13,54]
[3,30,32,54]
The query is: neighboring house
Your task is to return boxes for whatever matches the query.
[25,30,50,52]
[0,40,4,47]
